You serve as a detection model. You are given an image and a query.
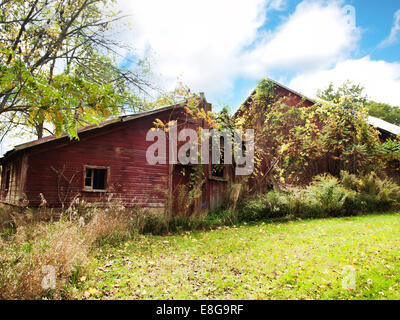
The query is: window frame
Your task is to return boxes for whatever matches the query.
[209,137,228,181]
[82,165,110,192]
[210,162,227,180]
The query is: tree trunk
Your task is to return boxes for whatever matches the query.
[36,122,44,139]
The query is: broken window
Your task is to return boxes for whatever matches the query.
[211,163,225,178]
[211,136,225,178]
[84,167,108,191]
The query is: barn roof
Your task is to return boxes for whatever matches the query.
[1,102,186,161]
[234,78,316,119]
[367,116,400,136]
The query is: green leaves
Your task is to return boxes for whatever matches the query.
[367,101,400,126]
[236,78,386,187]
[0,0,151,139]
[254,77,275,104]
[317,81,367,105]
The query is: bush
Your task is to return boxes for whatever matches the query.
[204,209,238,227]
[237,172,400,223]
[304,174,355,218]
[340,171,400,212]
[237,190,293,222]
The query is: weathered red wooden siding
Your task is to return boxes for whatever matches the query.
[236,83,320,191]
[170,105,232,214]
[0,153,24,204]
[208,169,233,211]
[23,109,180,208]
[1,101,234,213]
[274,86,314,107]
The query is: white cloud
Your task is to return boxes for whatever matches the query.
[379,9,400,48]
[240,0,360,77]
[268,0,286,11]
[117,0,268,94]
[116,0,360,95]
[289,56,400,106]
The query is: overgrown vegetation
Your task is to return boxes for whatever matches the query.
[0,192,240,299]
[75,213,400,300]
[236,79,384,190]
[317,81,400,126]
[1,0,399,302]
[238,172,400,222]
[1,75,399,299]
[235,78,400,191]
[0,0,152,140]
[0,199,140,299]
[1,170,400,299]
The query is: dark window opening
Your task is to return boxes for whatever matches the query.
[4,169,10,192]
[211,136,225,178]
[242,140,247,154]
[84,167,107,191]
[211,163,225,178]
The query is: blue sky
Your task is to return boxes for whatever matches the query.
[222,0,400,110]
[116,0,400,113]
[351,0,400,62]
[1,0,400,155]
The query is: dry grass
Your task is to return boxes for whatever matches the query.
[0,198,140,300]
[83,202,138,244]
[0,221,88,299]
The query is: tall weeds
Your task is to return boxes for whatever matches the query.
[0,198,139,299]
[1,171,399,299]
[238,172,400,222]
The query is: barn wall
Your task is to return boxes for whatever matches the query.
[208,179,230,211]
[23,110,179,208]
[237,84,319,191]
[0,153,26,205]
[2,101,235,214]
[170,105,233,215]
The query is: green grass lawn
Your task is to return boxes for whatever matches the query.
[74,213,400,300]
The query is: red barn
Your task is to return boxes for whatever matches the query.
[0,96,233,214]
[235,78,400,188]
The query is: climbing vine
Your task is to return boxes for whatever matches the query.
[236,78,385,189]
[151,82,220,216]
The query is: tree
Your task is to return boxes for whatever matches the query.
[318,81,400,126]
[317,81,367,105]
[366,100,400,126]
[0,0,153,140]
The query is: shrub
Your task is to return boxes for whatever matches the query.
[340,171,400,212]
[237,194,269,222]
[238,174,363,221]
[305,174,355,217]
[204,209,238,227]
[237,190,292,222]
